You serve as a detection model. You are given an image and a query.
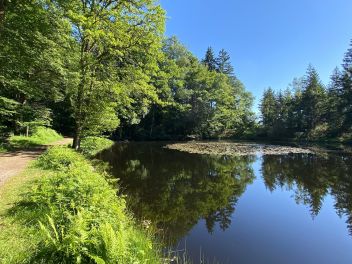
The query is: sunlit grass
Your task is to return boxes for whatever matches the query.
[0,146,163,263]
[80,136,114,157]
[9,126,62,149]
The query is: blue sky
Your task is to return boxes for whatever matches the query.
[159,0,352,111]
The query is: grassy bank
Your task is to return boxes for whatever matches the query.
[0,144,163,263]
[80,137,115,157]
[1,127,63,151]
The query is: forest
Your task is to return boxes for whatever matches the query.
[260,42,352,142]
[1,1,351,144]
[0,0,254,147]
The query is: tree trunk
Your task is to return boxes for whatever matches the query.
[149,105,155,138]
[0,0,6,24]
[72,126,81,150]
[26,126,29,137]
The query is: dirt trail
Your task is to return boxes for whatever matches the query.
[0,138,72,187]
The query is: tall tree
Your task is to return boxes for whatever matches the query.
[327,68,344,135]
[0,0,72,136]
[300,65,327,131]
[216,49,234,76]
[202,47,217,71]
[0,0,5,23]
[340,40,352,133]
[260,87,277,134]
[56,0,165,149]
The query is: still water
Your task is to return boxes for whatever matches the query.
[100,142,352,264]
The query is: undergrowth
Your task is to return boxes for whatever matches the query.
[80,137,114,157]
[0,146,162,263]
[9,126,62,148]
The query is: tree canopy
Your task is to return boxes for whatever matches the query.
[259,40,352,142]
[0,1,255,144]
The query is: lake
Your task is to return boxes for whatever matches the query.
[100,142,352,264]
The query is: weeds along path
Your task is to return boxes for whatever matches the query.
[0,138,72,187]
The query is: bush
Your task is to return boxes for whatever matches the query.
[35,146,86,170]
[9,126,62,148]
[0,143,8,153]
[80,137,114,157]
[307,123,329,141]
[27,147,161,263]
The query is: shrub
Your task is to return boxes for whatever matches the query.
[307,123,329,141]
[36,146,85,171]
[0,143,8,153]
[80,137,114,157]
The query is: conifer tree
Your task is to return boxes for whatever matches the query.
[202,47,217,71]
[216,49,234,76]
[260,87,277,134]
[300,65,327,130]
[340,40,352,133]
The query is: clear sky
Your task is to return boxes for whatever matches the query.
[159,0,352,111]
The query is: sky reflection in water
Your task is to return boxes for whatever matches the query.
[100,143,352,264]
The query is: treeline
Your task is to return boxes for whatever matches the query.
[0,0,254,146]
[0,0,166,149]
[121,42,255,140]
[260,41,352,142]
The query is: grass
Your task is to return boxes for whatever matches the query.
[9,126,63,149]
[0,146,162,264]
[80,136,114,157]
[0,167,46,263]
[0,143,7,153]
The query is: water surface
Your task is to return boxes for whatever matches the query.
[100,142,352,264]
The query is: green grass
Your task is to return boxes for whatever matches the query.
[0,167,47,263]
[0,146,162,264]
[80,136,114,157]
[9,126,63,149]
[0,143,7,153]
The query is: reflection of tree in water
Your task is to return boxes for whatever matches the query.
[100,143,255,244]
[262,153,352,234]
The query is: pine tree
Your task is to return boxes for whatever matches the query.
[0,0,5,24]
[202,47,217,71]
[300,65,327,131]
[260,87,277,134]
[340,40,352,133]
[216,49,234,76]
[327,68,344,135]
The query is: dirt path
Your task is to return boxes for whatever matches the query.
[0,138,72,187]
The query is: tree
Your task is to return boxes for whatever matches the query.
[202,47,217,71]
[216,49,234,76]
[300,65,327,132]
[340,40,352,134]
[54,0,165,149]
[120,39,254,140]
[260,87,277,134]
[0,0,72,136]
[0,0,5,23]
[327,68,344,135]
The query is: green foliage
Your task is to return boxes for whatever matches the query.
[9,127,62,148]
[260,39,352,142]
[0,0,73,136]
[80,137,114,158]
[0,143,7,153]
[122,38,254,140]
[202,47,217,71]
[58,0,166,148]
[9,147,162,263]
[216,49,234,76]
[36,146,85,170]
